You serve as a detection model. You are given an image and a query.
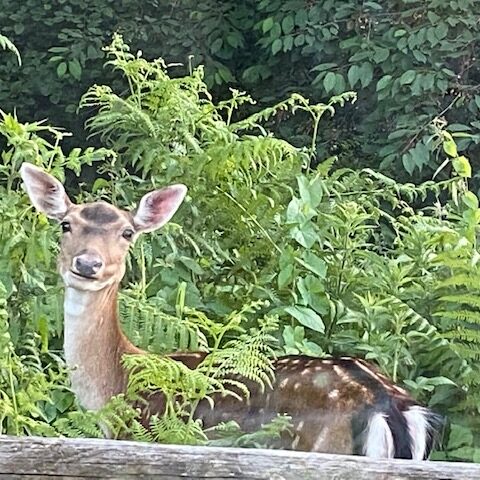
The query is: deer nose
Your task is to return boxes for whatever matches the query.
[73,254,103,278]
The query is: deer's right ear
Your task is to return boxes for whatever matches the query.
[20,163,72,220]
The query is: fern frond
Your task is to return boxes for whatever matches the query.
[208,316,278,392]
[445,342,480,360]
[149,413,207,445]
[129,419,154,442]
[436,274,479,289]
[435,310,480,324]
[443,328,480,345]
[119,289,206,353]
[205,414,293,449]
[439,294,480,309]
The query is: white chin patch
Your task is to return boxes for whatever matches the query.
[61,271,110,291]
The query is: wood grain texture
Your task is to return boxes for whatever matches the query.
[0,436,479,480]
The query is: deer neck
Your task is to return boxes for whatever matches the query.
[63,283,138,410]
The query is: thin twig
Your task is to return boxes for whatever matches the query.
[401,94,461,155]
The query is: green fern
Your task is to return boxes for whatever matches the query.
[205,414,293,449]
[119,303,278,444]
[119,286,206,353]
[206,316,278,392]
[54,395,139,440]
[149,414,207,445]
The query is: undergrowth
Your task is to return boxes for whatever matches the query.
[0,35,479,460]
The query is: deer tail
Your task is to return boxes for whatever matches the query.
[362,405,443,459]
[403,405,443,460]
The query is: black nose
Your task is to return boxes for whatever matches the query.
[74,255,103,278]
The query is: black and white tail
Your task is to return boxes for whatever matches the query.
[363,405,443,460]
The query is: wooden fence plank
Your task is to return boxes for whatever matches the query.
[0,436,479,480]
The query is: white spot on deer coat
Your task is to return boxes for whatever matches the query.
[328,389,339,399]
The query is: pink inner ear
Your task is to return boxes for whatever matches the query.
[149,188,175,217]
[134,184,187,232]
[20,163,71,219]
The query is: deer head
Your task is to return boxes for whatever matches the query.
[20,163,187,292]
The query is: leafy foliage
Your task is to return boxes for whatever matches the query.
[1,36,480,462]
[249,0,480,177]
[0,32,20,65]
[1,1,480,178]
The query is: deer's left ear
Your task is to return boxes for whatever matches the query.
[133,184,187,233]
[20,163,72,220]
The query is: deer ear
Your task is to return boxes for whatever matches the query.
[20,163,72,220]
[133,185,187,233]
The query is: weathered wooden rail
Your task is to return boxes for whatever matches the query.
[0,436,479,480]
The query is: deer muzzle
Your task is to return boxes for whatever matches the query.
[72,252,104,279]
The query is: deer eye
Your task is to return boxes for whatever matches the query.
[122,228,135,241]
[60,221,71,233]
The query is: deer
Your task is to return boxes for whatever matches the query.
[20,162,441,459]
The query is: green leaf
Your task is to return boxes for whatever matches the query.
[400,70,415,85]
[410,142,429,170]
[421,73,435,90]
[462,192,479,210]
[286,197,302,222]
[294,34,305,47]
[283,35,294,51]
[296,276,328,315]
[443,139,458,157]
[426,27,438,45]
[297,275,323,299]
[92,178,110,193]
[298,252,327,278]
[278,264,294,289]
[295,10,308,27]
[402,152,415,175]
[279,248,295,270]
[262,17,274,33]
[435,23,448,40]
[448,424,473,450]
[373,47,389,63]
[87,45,98,59]
[297,176,311,205]
[210,38,223,54]
[413,50,427,63]
[323,71,336,93]
[282,16,294,34]
[452,155,471,178]
[475,95,480,109]
[347,65,360,88]
[311,63,338,72]
[68,59,82,80]
[56,62,67,77]
[271,39,282,55]
[291,224,318,248]
[376,74,392,91]
[302,175,323,208]
[285,306,325,333]
[334,73,346,93]
[359,62,373,87]
[14,24,25,35]
[49,46,69,53]
[427,11,440,23]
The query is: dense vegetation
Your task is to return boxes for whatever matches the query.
[0,0,480,464]
[0,0,479,180]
